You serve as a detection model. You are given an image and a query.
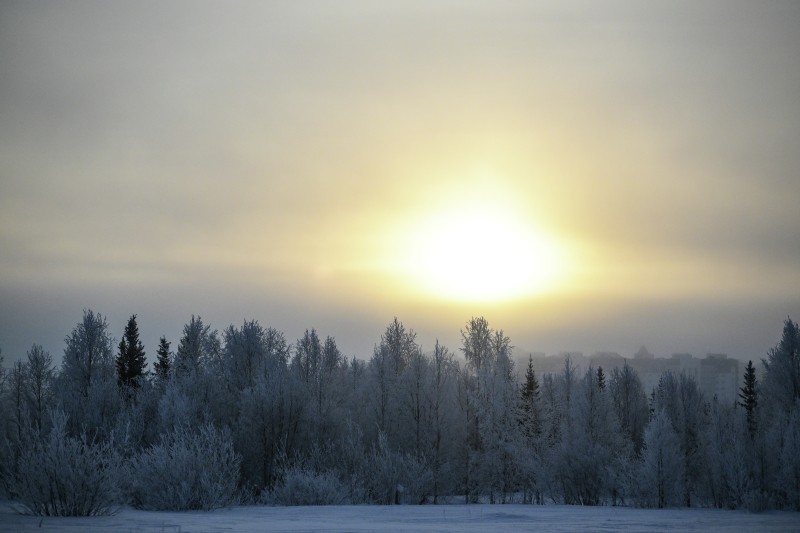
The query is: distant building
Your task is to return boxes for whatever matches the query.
[523,348,741,404]
[699,354,739,404]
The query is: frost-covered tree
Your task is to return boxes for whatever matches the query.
[293,329,321,384]
[399,345,429,456]
[174,315,220,377]
[58,310,119,438]
[652,371,709,507]
[316,335,347,440]
[706,398,750,509]
[427,340,460,502]
[461,316,493,372]
[471,329,525,502]
[225,320,272,391]
[0,346,5,393]
[778,405,800,510]
[10,410,123,516]
[116,314,147,390]
[290,329,348,450]
[556,366,626,505]
[518,355,543,503]
[761,317,799,419]
[24,345,54,433]
[368,318,419,445]
[156,316,228,431]
[7,361,28,444]
[637,408,684,508]
[129,424,240,511]
[609,362,649,458]
[114,376,161,451]
[364,432,431,504]
[458,317,515,501]
[235,366,304,492]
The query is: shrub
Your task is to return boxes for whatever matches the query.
[265,466,350,506]
[10,411,123,516]
[128,424,241,511]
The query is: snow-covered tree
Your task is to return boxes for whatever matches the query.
[761,317,799,419]
[637,408,684,508]
[235,366,304,492]
[368,318,419,446]
[778,404,800,510]
[427,340,460,503]
[652,371,709,507]
[57,310,119,438]
[316,335,347,442]
[555,366,626,505]
[24,345,54,433]
[128,423,240,511]
[289,329,348,451]
[364,432,431,504]
[174,315,220,377]
[10,410,123,516]
[292,328,322,386]
[609,362,649,458]
[706,398,750,509]
[224,320,273,391]
[399,345,429,456]
[518,355,543,503]
[7,361,28,447]
[461,316,493,372]
[470,328,526,502]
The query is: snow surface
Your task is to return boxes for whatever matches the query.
[0,502,797,532]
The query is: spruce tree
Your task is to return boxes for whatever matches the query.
[597,366,606,391]
[154,336,171,381]
[116,314,147,388]
[519,354,542,441]
[738,360,757,436]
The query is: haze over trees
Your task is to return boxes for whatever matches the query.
[0,311,798,515]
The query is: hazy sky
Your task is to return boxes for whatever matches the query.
[1,1,798,366]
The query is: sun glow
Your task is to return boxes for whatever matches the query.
[395,201,568,303]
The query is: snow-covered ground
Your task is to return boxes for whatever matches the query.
[1,502,797,532]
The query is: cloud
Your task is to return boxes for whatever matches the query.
[0,1,798,365]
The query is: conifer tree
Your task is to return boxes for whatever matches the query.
[154,336,171,381]
[762,317,800,417]
[738,360,757,437]
[116,314,147,388]
[520,354,542,440]
[597,366,606,391]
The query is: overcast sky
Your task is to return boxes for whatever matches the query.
[1,1,798,366]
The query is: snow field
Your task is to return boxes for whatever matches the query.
[1,503,798,533]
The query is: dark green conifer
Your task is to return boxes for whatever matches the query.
[116,314,147,388]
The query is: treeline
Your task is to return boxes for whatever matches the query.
[0,312,798,515]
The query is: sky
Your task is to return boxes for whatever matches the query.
[1,1,798,367]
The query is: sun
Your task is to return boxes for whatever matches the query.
[397,204,567,303]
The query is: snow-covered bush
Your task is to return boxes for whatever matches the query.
[128,424,241,511]
[10,411,123,516]
[264,466,349,506]
[365,433,432,504]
